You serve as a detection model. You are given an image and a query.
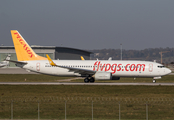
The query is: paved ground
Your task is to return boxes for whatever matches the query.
[1,68,174,86]
[0,68,38,74]
[0,82,174,86]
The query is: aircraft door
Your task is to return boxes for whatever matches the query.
[149,63,153,72]
[36,63,40,71]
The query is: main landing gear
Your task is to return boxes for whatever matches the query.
[84,77,95,83]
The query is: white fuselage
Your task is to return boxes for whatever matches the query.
[0,61,8,68]
[17,60,171,78]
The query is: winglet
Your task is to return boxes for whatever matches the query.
[81,56,85,60]
[46,54,57,66]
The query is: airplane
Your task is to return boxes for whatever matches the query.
[108,57,112,60]
[9,30,171,83]
[81,56,85,60]
[0,54,11,68]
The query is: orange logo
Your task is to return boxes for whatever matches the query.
[14,32,34,58]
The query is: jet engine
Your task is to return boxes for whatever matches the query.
[94,72,112,80]
[94,72,120,80]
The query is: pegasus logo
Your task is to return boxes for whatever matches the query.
[93,61,145,74]
[14,32,34,58]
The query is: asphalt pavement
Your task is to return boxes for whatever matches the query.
[0,82,174,86]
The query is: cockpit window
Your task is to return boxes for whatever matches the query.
[158,66,165,68]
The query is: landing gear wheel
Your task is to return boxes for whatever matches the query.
[89,77,95,83]
[84,78,89,83]
[153,80,156,83]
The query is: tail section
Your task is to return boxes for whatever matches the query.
[81,56,85,60]
[11,30,47,61]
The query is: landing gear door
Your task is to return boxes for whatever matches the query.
[149,63,153,72]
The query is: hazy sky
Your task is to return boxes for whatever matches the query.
[0,0,174,50]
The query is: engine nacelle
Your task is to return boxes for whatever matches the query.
[94,72,112,80]
[94,72,120,80]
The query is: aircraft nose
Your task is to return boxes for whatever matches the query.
[167,68,172,74]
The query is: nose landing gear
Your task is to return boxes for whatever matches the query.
[152,77,161,83]
[152,79,156,83]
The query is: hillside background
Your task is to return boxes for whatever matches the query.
[90,47,174,64]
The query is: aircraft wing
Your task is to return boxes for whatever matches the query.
[0,62,7,67]
[59,66,95,75]
[0,62,6,68]
[0,65,5,68]
[46,54,95,75]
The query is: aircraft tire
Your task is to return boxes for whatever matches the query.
[89,77,95,83]
[84,78,89,83]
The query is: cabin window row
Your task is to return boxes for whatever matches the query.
[45,65,144,68]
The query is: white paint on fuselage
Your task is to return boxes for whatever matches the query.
[0,61,8,68]
[19,60,171,78]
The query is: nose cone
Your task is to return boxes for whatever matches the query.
[166,68,172,75]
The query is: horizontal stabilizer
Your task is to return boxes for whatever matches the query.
[7,60,27,65]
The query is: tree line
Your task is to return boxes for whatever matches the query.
[90,47,174,64]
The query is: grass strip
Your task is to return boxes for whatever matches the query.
[1,85,174,119]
